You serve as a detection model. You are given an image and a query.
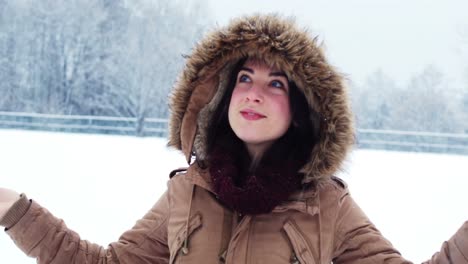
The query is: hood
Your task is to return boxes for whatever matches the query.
[167,14,354,184]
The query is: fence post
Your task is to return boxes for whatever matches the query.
[136,116,145,137]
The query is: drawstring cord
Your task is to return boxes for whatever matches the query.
[182,184,195,255]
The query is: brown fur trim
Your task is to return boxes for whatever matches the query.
[168,14,354,184]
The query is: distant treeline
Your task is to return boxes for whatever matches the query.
[350,67,468,133]
[0,0,209,118]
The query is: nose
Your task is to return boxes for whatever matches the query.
[245,84,263,103]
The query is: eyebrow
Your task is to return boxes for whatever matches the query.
[240,67,288,79]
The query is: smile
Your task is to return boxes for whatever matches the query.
[240,110,266,121]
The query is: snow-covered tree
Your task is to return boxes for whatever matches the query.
[0,0,210,124]
[351,69,400,129]
[392,65,456,132]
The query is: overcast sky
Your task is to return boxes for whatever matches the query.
[205,0,468,87]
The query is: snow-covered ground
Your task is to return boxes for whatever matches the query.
[1,129,467,263]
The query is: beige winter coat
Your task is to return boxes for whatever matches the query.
[1,14,467,263]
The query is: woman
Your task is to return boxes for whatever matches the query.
[0,14,467,264]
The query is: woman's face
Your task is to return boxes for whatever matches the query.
[228,59,292,158]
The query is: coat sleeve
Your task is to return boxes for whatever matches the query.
[3,189,171,264]
[332,190,412,264]
[422,221,468,264]
[332,189,468,264]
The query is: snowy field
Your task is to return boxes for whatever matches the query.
[1,129,467,263]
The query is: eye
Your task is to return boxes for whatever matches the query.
[270,80,285,89]
[238,74,251,83]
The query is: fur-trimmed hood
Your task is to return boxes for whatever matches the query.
[167,14,354,184]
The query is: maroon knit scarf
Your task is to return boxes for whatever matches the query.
[209,146,303,215]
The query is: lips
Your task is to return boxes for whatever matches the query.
[240,109,266,121]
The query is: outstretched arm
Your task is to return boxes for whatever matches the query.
[332,191,412,264]
[0,187,171,264]
[423,221,468,264]
[333,189,468,264]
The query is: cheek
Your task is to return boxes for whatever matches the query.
[230,87,243,102]
[274,98,292,124]
[228,91,239,123]
[228,88,243,111]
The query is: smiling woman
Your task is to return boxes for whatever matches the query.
[205,57,319,216]
[228,59,293,158]
[1,14,468,264]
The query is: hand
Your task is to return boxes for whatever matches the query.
[0,188,20,220]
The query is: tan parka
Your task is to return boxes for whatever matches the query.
[1,14,468,264]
